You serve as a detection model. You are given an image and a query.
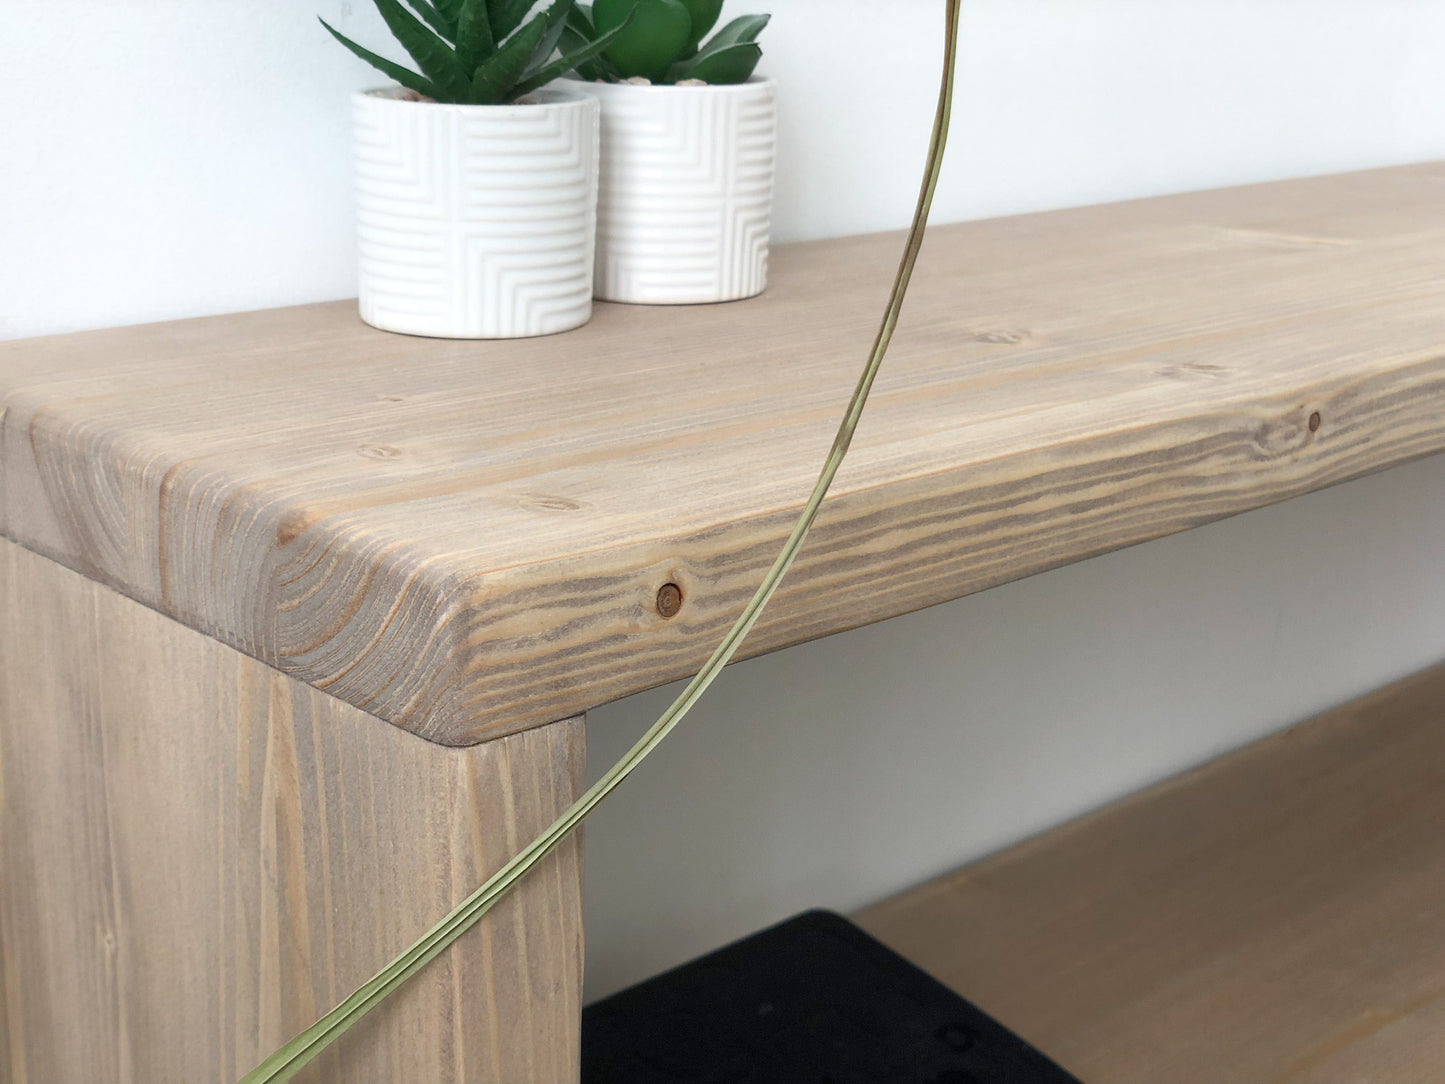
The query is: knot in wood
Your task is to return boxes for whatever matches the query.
[522,494,583,513]
[358,444,403,460]
[656,583,683,620]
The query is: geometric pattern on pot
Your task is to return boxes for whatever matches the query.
[588,77,776,305]
[355,87,600,339]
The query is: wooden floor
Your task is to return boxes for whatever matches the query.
[856,663,1445,1084]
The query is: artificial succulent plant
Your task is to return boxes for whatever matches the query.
[321,0,635,104]
[564,0,769,84]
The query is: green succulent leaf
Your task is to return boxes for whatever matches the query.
[562,2,621,78]
[517,10,637,94]
[487,0,535,39]
[588,0,631,34]
[673,39,760,84]
[470,8,550,102]
[528,0,574,71]
[403,0,458,42]
[371,0,470,98]
[557,24,604,79]
[677,0,722,52]
[433,0,464,26]
[318,17,440,98]
[694,13,769,59]
[560,25,613,79]
[455,0,494,74]
[594,0,691,82]
[567,2,596,34]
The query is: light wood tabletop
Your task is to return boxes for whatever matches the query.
[2,162,1442,745]
[857,661,1445,1084]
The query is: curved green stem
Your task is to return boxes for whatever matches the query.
[241,3,961,1079]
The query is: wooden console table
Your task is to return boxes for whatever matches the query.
[2,162,1442,1081]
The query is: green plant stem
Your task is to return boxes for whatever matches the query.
[240,3,960,1080]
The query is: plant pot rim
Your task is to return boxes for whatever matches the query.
[569,74,774,95]
[355,84,597,113]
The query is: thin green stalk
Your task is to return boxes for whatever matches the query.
[241,4,961,1079]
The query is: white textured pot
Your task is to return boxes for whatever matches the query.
[583,77,777,305]
[353,86,600,339]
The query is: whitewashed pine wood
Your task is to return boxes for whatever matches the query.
[0,539,585,1084]
[1,163,1443,745]
[857,660,1445,1084]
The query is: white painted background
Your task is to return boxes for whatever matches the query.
[3,0,1443,1001]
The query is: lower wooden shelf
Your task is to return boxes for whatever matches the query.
[855,662,1445,1083]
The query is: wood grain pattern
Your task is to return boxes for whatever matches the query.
[0,539,585,1084]
[856,660,1445,1084]
[2,163,1443,745]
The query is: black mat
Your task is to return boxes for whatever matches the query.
[582,909,1083,1084]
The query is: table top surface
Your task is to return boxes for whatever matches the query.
[3,162,1442,745]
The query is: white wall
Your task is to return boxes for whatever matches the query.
[3,0,1444,1001]
[5,0,1444,338]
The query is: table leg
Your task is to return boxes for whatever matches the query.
[0,538,585,1084]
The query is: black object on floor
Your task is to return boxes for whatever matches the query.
[582,909,1083,1084]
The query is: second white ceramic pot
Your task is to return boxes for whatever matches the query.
[353,86,600,339]
[582,77,777,305]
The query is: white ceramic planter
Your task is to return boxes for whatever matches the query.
[353,86,600,339]
[583,77,777,305]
